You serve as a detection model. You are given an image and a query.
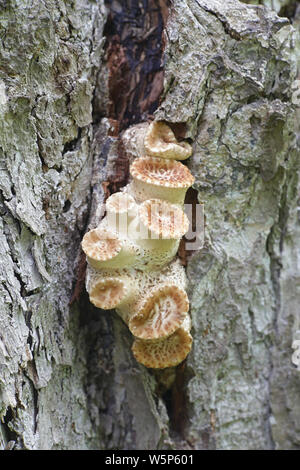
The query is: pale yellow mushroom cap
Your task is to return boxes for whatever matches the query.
[81,227,137,270]
[106,192,136,215]
[130,156,194,189]
[132,322,193,369]
[81,228,121,262]
[139,199,189,239]
[89,278,127,310]
[129,285,189,340]
[144,121,192,161]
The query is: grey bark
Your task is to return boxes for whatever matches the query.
[0,0,299,450]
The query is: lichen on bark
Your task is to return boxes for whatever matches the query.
[156,0,300,449]
[0,0,107,449]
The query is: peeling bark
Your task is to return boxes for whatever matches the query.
[0,0,299,450]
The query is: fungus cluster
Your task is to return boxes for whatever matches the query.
[82,121,195,368]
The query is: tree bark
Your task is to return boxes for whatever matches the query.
[0,0,299,450]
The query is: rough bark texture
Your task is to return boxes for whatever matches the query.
[0,0,299,450]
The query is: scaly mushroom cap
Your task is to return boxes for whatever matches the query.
[129,285,189,340]
[89,277,127,310]
[132,316,193,368]
[139,199,189,239]
[81,228,121,262]
[130,156,194,189]
[106,192,136,215]
[144,121,192,160]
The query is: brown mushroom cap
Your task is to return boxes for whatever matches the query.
[89,278,127,310]
[132,322,192,369]
[144,121,192,161]
[130,157,195,189]
[81,228,121,262]
[129,285,189,340]
[139,199,189,239]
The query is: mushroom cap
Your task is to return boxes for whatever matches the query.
[129,285,189,340]
[89,277,127,310]
[130,157,195,189]
[81,228,121,262]
[106,192,136,215]
[132,325,193,369]
[139,198,189,239]
[144,121,192,160]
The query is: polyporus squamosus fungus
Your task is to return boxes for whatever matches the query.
[132,315,193,369]
[128,285,189,340]
[88,277,134,310]
[82,121,195,369]
[129,156,194,205]
[106,192,137,220]
[144,121,192,160]
[137,198,190,268]
[139,199,189,240]
[81,227,137,270]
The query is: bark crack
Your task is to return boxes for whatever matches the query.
[195,1,242,41]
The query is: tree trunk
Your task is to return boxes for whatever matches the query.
[0,0,299,450]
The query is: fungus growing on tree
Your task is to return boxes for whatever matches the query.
[137,198,190,268]
[132,315,193,369]
[89,277,132,310]
[139,198,189,240]
[128,284,189,340]
[144,121,192,160]
[81,228,136,270]
[105,192,138,236]
[82,121,195,369]
[129,156,194,205]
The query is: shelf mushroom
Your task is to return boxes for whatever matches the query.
[82,121,195,369]
[128,284,189,340]
[144,121,192,160]
[87,273,136,312]
[132,315,193,369]
[137,198,189,268]
[130,156,194,206]
[81,227,137,270]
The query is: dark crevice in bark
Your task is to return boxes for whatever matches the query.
[103,0,170,131]
[278,1,299,21]
[178,187,202,267]
[89,1,202,446]
[266,169,291,449]
[162,362,189,438]
[62,127,82,154]
[1,407,19,449]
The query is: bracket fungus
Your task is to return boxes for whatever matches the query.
[82,227,137,270]
[132,315,193,369]
[128,284,189,340]
[144,121,192,160]
[89,277,134,311]
[82,121,195,369]
[130,156,194,205]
